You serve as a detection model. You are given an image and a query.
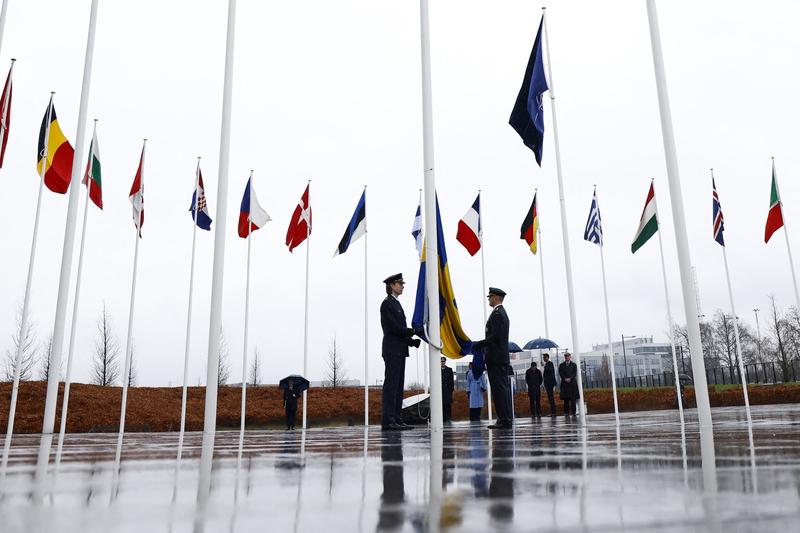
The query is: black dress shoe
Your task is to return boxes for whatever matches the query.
[382,423,403,431]
[397,422,414,429]
[487,423,512,430]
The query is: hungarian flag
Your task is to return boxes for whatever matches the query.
[286,184,311,252]
[128,143,145,237]
[520,192,539,254]
[238,175,270,238]
[37,96,75,194]
[764,161,784,243]
[0,60,14,168]
[82,126,103,209]
[456,194,481,256]
[632,182,658,253]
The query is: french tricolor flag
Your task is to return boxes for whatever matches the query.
[238,175,271,238]
[456,194,482,256]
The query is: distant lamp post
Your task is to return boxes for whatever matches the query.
[621,335,637,379]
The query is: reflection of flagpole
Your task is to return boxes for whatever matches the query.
[42,0,100,438]
[238,170,254,459]
[115,139,146,469]
[302,180,311,430]
[176,157,202,470]
[0,92,52,482]
[478,190,492,421]
[645,0,712,430]
[419,0,443,433]
[364,186,369,426]
[652,182,685,425]
[541,8,585,426]
[55,119,100,471]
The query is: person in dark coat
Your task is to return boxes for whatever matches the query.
[380,273,421,431]
[525,361,543,418]
[284,382,299,430]
[441,357,455,422]
[473,287,512,429]
[558,352,580,416]
[542,353,557,417]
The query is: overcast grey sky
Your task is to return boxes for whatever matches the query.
[1,0,799,388]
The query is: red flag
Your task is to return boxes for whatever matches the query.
[286,184,311,252]
[0,60,13,168]
[765,161,784,243]
[128,142,145,237]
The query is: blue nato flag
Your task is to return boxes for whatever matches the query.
[509,15,549,166]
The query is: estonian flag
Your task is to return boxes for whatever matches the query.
[333,190,366,257]
[189,168,213,231]
[509,15,549,166]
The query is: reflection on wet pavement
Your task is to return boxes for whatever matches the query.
[1,404,800,532]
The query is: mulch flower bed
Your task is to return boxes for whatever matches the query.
[1,381,797,434]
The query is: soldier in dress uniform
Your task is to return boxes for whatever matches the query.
[380,273,421,431]
[473,287,513,429]
[558,352,580,417]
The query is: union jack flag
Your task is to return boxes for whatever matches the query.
[712,177,724,246]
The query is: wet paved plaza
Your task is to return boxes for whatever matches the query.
[2,404,800,532]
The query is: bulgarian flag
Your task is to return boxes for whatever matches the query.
[82,125,102,209]
[632,182,658,254]
[764,161,784,243]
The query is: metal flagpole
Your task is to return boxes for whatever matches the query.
[478,190,492,421]
[595,190,620,424]
[55,119,99,471]
[653,185,685,423]
[645,0,712,430]
[238,171,254,456]
[364,186,369,426]
[41,0,100,438]
[772,159,800,310]
[0,0,9,58]
[198,0,236,508]
[419,0,443,433]
[714,170,752,422]
[114,139,146,468]
[536,189,550,340]
[176,157,202,468]
[302,180,311,430]
[541,8,586,426]
[0,92,52,482]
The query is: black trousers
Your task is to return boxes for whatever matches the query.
[528,391,541,416]
[443,401,452,422]
[545,385,556,416]
[382,355,406,425]
[285,403,297,429]
[469,407,482,421]
[563,399,576,416]
[487,363,512,425]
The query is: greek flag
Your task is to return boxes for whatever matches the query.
[583,189,603,246]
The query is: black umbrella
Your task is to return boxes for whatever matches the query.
[279,374,310,392]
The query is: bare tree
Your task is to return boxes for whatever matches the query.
[324,336,348,387]
[38,332,62,382]
[126,341,138,387]
[217,327,230,386]
[711,310,738,368]
[3,306,38,382]
[767,295,793,381]
[92,304,120,386]
[249,346,262,386]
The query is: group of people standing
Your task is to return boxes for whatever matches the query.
[524,352,580,418]
[379,272,579,430]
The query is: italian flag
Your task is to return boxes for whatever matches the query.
[82,127,102,209]
[631,182,658,254]
[764,161,784,243]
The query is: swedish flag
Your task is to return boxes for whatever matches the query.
[412,196,475,359]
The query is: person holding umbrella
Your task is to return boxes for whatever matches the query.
[279,375,309,430]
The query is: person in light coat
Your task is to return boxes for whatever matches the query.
[466,362,488,422]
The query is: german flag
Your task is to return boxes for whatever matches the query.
[520,192,539,254]
[37,97,74,194]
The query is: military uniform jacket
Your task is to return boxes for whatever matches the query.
[558,361,580,400]
[475,305,510,366]
[380,295,415,358]
[441,366,455,403]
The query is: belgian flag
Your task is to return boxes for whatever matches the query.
[37,96,74,194]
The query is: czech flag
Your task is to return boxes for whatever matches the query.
[238,175,271,238]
